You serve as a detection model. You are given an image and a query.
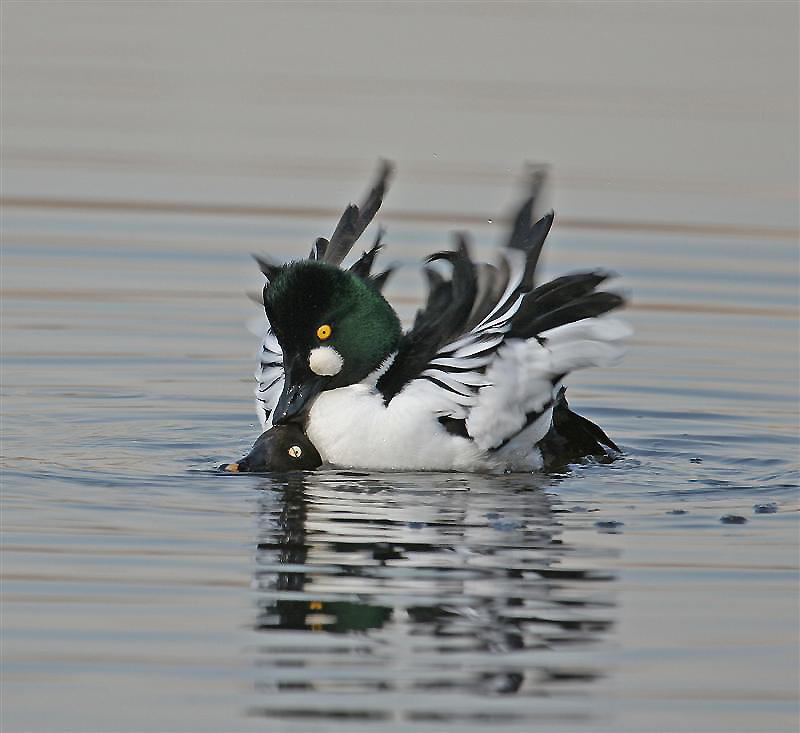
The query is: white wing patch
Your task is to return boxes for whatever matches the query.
[253,318,284,429]
[467,317,631,451]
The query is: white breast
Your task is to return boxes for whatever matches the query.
[306,384,487,471]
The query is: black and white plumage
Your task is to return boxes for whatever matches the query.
[249,163,628,472]
[254,161,394,429]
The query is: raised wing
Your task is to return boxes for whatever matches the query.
[376,237,529,418]
[375,186,624,443]
[423,249,527,413]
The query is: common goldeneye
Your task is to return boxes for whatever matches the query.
[246,162,629,473]
[221,423,321,473]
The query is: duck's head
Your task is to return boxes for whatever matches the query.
[221,424,322,472]
[264,260,401,424]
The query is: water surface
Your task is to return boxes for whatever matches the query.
[2,3,798,732]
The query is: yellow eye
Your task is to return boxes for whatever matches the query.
[288,445,303,458]
[316,324,332,341]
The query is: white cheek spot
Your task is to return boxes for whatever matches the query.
[309,346,343,376]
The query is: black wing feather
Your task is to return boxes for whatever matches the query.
[348,230,385,280]
[506,165,551,290]
[377,237,477,403]
[370,267,394,291]
[518,292,625,338]
[509,271,613,338]
[309,237,329,261]
[323,160,393,266]
[463,262,504,333]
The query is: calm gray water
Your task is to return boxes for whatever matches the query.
[2,3,798,732]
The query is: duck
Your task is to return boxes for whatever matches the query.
[245,161,629,473]
[221,423,322,473]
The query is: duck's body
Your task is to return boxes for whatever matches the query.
[248,163,628,473]
[306,383,487,471]
[303,316,628,472]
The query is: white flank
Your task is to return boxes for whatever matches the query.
[309,346,344,376]
[467,317,630,452]
[306,385,487,471]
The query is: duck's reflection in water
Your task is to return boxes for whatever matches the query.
[249,472,615,723]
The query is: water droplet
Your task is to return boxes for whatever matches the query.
[595,520,624,533]
[754,502,778,514]
[720,514,747,524]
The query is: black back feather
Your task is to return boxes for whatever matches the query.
[370,267,394,291]
[515,292,625,339]
[506,165,551,290]
[425,235,479,343]
[309,237,329,261]
[348,230,385,280]
[326,204,360,265]
[511,210,554,291]
[500,172,623,340]
[376,237,477,402]
[509,271,615,339]
[528,271,610,303]
[463,262,504,333]
[322,160,393,267]
[414,267,451,330]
